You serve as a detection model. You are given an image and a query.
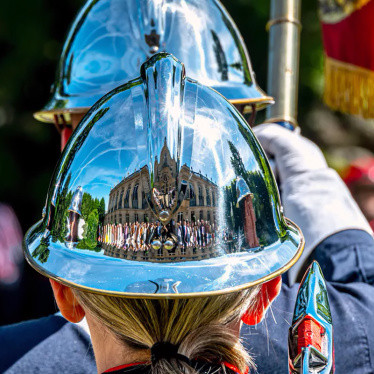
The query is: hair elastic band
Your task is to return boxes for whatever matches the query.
[150,342,191,366]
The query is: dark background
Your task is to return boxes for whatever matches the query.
[0,0,373,325]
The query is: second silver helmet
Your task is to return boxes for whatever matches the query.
[34,0,273,124]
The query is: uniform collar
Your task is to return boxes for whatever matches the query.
[103,361,148,372]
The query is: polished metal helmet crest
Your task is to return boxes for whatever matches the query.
[25,53,303,297]
[34,0,273,124]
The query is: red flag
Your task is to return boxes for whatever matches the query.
[320,0,374,118]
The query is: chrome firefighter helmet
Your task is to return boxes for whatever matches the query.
[34,0,273,125]
[25,53,302,297]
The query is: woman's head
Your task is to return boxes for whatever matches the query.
[50,276,281,374]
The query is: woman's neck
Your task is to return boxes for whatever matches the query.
[85,314,150,373]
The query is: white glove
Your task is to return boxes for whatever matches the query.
[253,123,373,284]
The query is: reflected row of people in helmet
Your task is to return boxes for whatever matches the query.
[99,219,215,252]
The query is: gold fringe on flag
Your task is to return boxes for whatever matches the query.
[319,0,373,23]
[349,0,372,12]
[323,56,374,118]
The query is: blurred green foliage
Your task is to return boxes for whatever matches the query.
[0,0,82,233]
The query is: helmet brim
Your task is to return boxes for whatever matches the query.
[34,83,274,124]
[24,218,303,299]
[33,106,90,125]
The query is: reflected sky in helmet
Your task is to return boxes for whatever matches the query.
[55,82,258,208]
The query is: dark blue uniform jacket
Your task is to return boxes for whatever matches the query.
[1,230,374,373]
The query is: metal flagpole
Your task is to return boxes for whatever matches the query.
[264,3,335,371]
[265,0,302,129]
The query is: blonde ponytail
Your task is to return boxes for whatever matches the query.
[74,287,260,373]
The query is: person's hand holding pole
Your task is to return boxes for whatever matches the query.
[254,123,373,284]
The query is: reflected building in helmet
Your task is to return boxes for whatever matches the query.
[105,140,218,225]
[101,140,226,262]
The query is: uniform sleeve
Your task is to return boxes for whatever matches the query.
[0,314,67,372]
[313,229,374,284]
[0,314,96,374]
[242,229,374,374]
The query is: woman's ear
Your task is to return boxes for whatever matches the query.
[241,276,282,326]
[50,279,85,323]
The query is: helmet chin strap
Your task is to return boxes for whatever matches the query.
[247,104,257,128]
[54,114,72,151]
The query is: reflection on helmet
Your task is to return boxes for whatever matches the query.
[25,53,303,297]
[34,0,273,124]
